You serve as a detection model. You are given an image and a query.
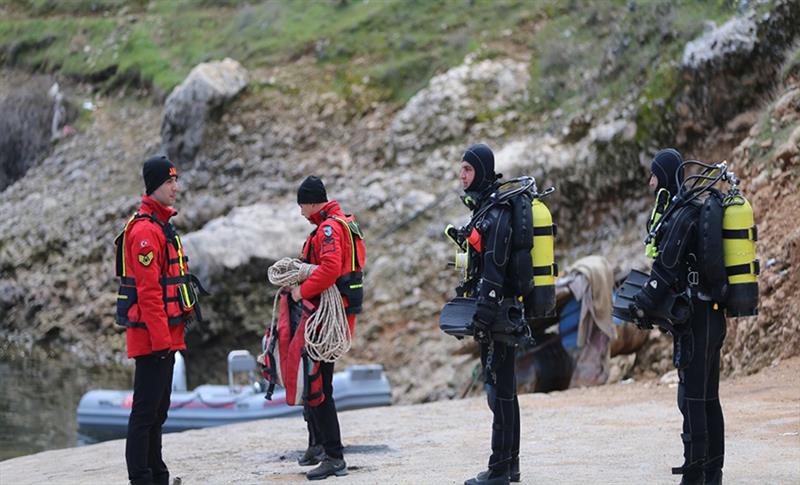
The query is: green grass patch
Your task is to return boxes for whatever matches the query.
[0,0,755,108]
[0,0,550,101]
[526,0,738,120]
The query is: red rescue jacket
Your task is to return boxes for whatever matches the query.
[116,196,194,358]
[300,200,365,335]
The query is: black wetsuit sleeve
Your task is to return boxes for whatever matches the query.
[638,205,698,310]
[477,207,513,307]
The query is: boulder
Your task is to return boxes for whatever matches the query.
[180,202,309,287]
[677,1,800,138]
[161,58,248,164]
[682,16,758,69]
[387,56,528,165]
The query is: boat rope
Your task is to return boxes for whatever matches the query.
[266,257,351,363]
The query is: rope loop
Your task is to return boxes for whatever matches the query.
[266,257,351,362]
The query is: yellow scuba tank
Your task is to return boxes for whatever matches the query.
[528,197,557,317]
[722,193,759,316]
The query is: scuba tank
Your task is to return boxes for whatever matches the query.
[527,193,557,318]
[722,190,759,316]
[644,160,759,317]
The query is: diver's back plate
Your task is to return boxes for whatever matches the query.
[439,297,477,337]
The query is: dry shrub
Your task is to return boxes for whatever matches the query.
[0,77,55,191]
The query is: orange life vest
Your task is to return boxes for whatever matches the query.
[115,213,207,328]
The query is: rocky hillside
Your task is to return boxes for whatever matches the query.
[1,0,798,402]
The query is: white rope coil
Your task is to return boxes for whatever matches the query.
[266,257,351,363]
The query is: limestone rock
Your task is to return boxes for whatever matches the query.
[387,56,529,165]
[180,202,308,286]
[161,58,248,164]
[682,16,758,69]
[677,1,800,135]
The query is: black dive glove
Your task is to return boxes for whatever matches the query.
[630,290,657,330]
[628,302,653,330]
[471,302,497,343]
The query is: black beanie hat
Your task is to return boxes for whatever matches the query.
[462,143,495,192]
[143,155,176,195]
[297,175,328,204]
[651,148,685,196]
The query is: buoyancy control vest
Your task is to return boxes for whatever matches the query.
[259,288,324,407]
[644,160,759,317]
[447,176,558,320]
[114,213,208,328]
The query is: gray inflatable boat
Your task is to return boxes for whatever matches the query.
[77,350,392,442]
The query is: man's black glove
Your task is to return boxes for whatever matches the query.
[471,302,496,343]
[152,348,170,360]
[444,224,468,251]
[628,302,653,330]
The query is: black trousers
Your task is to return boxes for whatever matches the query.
[304,361,344,459]
[481,341,520,474]
[675,299,726,481]
[126,351,175,485]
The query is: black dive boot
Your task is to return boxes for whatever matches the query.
[704,470,722,485]
[298,445,325,466]
[464,469,510,485]
[679,475,704,485]
[673,465,704,485]
[306,457,347,481]
[509,458,520,483]
[475,459,519,483]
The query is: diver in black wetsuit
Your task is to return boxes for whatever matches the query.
[633,149,726,485]
[457,143,521,485]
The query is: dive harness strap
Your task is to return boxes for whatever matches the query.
[533,224,557,237]
[532,263,559,277]
[726,260,760,276]
[722,226,757,241]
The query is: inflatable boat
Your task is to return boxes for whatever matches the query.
[77,350,392,442]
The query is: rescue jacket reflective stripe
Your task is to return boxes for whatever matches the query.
[328,216,362,272]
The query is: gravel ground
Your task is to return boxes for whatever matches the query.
[2,357,798,485]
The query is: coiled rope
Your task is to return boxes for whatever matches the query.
[266,257,351,362]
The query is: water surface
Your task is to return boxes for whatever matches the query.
[0,356,130,461]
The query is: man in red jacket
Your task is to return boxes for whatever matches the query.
[117,155,196,485]
[293,175,364,481]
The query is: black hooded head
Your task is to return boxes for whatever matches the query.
[650,148,685,196]
[462,143,496,193]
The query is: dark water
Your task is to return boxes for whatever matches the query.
[0,356,131,461]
